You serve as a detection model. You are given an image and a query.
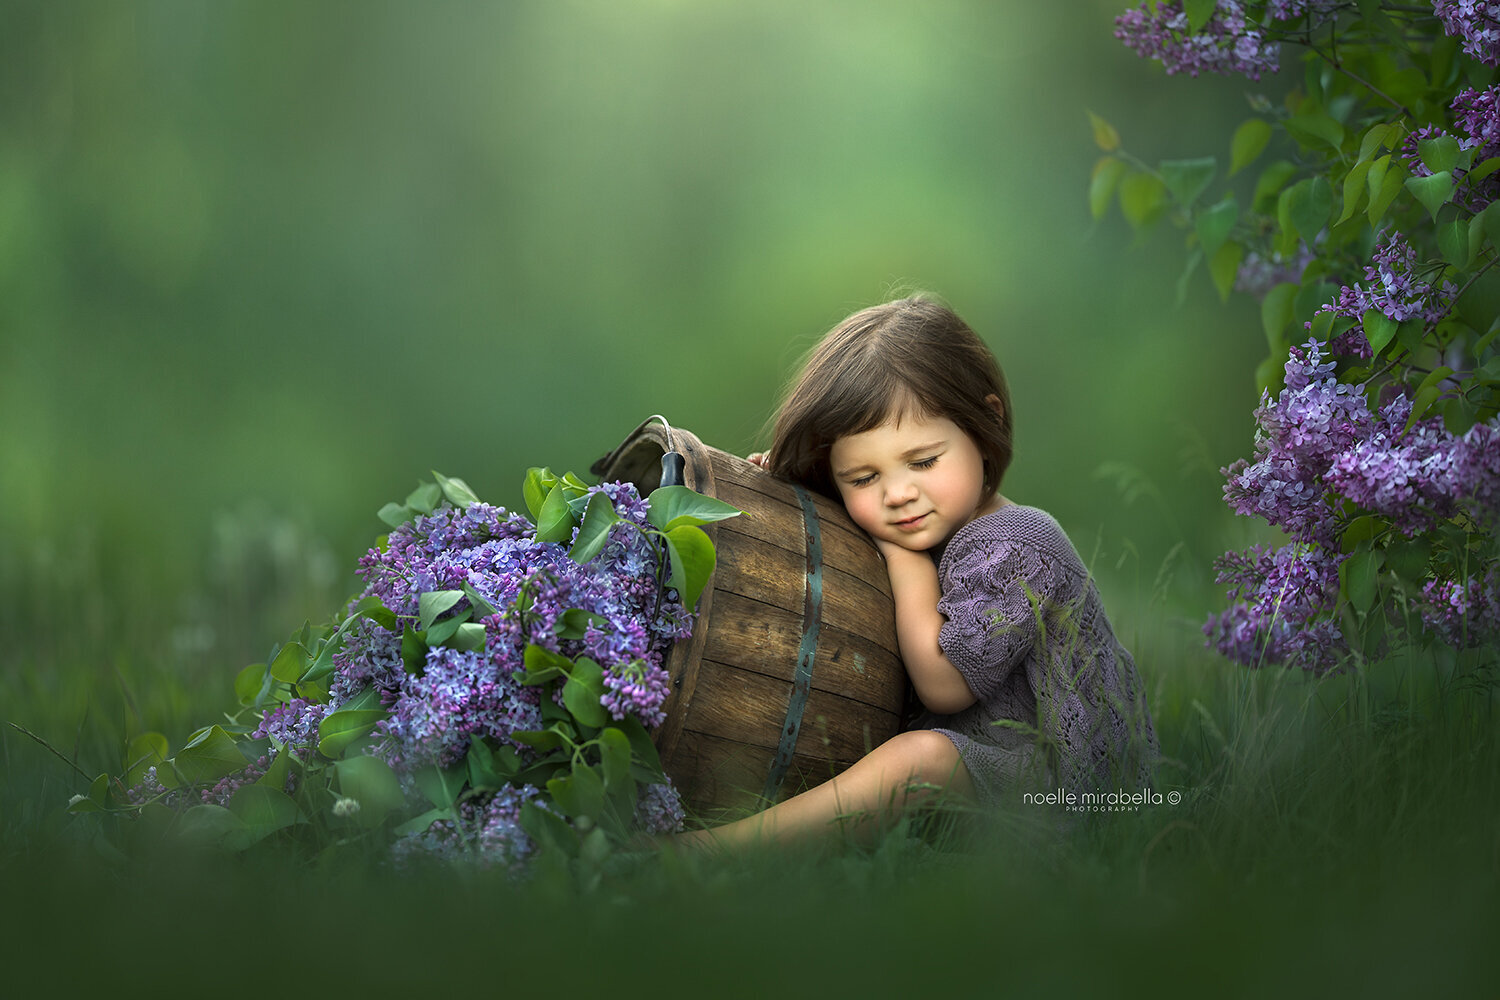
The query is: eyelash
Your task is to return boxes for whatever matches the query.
[849,456,938,488]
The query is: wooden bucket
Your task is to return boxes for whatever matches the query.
[592,418,910,820]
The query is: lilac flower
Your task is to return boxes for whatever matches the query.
[1221,339,1371,543]
[1317,232,1455,328]
[1116,1,1282,80]
[253,697,328,750]
[633,779,686,835]
[1202,542,1346,672]
[378,646,543,768]
[1419,568,1500,647]
[390,784,540,874]
[1235,245,1314,299]
[1433,0,1500,67]
[1398,91,1500,211]
[600,658,673,728]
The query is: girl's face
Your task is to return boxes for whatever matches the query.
[828,409,995,552]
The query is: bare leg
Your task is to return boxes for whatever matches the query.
[676,730,974,852]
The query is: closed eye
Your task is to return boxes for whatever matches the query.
[911,456,938,470]
[848,473,876,488]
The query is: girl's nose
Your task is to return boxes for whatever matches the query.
[883,478,918,506]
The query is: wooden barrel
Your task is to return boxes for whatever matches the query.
[592,418,910,821]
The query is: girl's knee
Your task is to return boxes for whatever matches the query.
[887,729,962,780]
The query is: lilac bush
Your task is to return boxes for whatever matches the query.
[1093,2,1500,672]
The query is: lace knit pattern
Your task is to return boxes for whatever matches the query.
[924,505,1159,805]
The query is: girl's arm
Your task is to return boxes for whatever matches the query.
[875,540,978,715]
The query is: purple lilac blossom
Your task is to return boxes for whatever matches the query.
[378,646,543,767]
[1433,0,1500,67]
[390,784,540,873]
[1399,91,1500,212]
[1115,1,1281,79]
[1419,569,1500,646]
[1202,542,1346,671]
[1235,245,1315,299]
[253,697,328,751]
[633,779,686,835]
[1221,339,1371,544]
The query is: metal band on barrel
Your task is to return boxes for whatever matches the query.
[762,484,824,802]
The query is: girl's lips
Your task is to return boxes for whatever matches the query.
[893,513,929,530]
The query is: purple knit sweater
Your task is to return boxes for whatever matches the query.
[923,504,1158,805]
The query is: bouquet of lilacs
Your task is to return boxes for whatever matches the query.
[71,469,739,872]
[1091,1,1500,672]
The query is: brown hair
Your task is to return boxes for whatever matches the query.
[766,295,1013,502]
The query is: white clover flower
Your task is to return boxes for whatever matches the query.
[332,796,361,817]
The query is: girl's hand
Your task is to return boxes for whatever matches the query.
[746,452,769,470]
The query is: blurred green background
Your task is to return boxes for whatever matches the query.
[1,1,1273,808]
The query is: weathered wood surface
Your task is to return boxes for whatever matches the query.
[594,420,909,817]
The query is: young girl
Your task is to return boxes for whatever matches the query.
[680,295,1158,850]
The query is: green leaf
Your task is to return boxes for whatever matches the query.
[562,657,609,729]
[268,641,309,684]
[548,761,605,821]
[1208,241,1244,302]
[1362,310,1398,357]
[1367,156,1406,225]
[1159,157,1217,209]
[535,482,575,543]
[1229,119,1271,177]
[1195,195,1238,259]
[449,622,487,652]
[554,607,608,640]
[520,801,579,856]
[1182,0,1216,32]
[303,603,390,684]
[124,731,169,784]
[1405,171,1455,220]
[1438,218,1473,269]
[1339,515,1383,553]
[171,726,248,786]
[1252,160,1298,214]
[597,726,632,788]
[1279,177,1332,247]
[511,728,565,751]
[1089,157,1126,220]
[1418,134,1462,175]
[616,715,665,777]
[413,762,467,810]
[432,471,479,508]
[1357,122,1398,164]
[425,609,471,646]
[522,467,556,521]
[1384,537,1432,587]
[404,481,442,515]
[569,491,622,564]
[1337,159,1373,225]
[462,583,499,620]
[1283,112,1345,153]
[418,590,466,632]
[1086,110,1120,152]
[225,784,302,847]
[1261,282,1299,353]
[377,502,413,529]
[519,643,573,685]
[175,804,247,848]
[334,754,406,827]
[234,663,267,707]
[644,485,742,532]
[1341,547,1382,614]
[316,708,387,759]
[401,625,427,673]
[1119,172,1167,229]
[663,524,716,611]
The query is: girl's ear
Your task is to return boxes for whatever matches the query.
[983,393,1004,421]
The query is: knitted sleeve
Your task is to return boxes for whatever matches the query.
[935,515,1066,702]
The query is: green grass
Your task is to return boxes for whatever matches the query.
[2,526,1497,998]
